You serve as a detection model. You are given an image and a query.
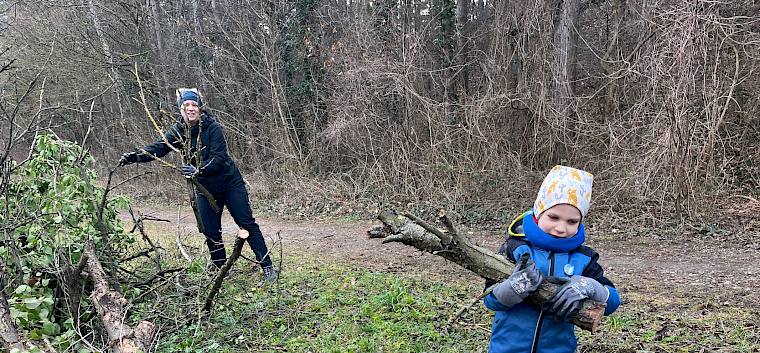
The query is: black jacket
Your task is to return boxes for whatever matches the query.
[133,113,243,194]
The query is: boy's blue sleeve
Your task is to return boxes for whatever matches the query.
[604,286,621,315]
[580,250,621,315]
[484,293,512,311]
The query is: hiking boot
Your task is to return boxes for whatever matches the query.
[262,266,278,283]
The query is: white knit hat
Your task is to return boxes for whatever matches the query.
[533,165,593,219]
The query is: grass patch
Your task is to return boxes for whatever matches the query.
[578,291,760,353]
[140,257,490,352]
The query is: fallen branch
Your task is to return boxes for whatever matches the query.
[84,241,156,352]
[133,267,184,288]
[127,206,163,272]
[202,229,249,314]
[378,209,606,332]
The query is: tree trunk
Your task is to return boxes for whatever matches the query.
[601,0,626,115]
[87,0,126,122]
[84,241,156,353]
[549,0,580,120]
[377,209,607,332]
[147,0,172,103]
[456,0,470,97]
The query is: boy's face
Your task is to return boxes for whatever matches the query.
[537,204,581,238]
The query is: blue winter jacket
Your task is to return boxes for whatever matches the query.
[484,211,621,353]
[131,112,244,194]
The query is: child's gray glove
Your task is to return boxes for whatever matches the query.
[544,275,609,322]
[493,254,544,307]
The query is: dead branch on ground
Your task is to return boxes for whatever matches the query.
[84,241,156,353]
[202,229,249,314]
[127,205,164,272]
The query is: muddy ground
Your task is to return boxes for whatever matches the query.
[133,204,760,313]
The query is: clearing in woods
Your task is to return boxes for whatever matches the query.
[133,204,760,351]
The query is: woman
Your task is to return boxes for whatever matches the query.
[119,88,277,282]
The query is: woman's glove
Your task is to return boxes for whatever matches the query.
[544,275,609,322]
[180,165,199,178]
[492,254,545,307]
[118,152,138,166]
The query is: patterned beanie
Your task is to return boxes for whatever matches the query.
[176,88,203,108]
[533,165,593,219]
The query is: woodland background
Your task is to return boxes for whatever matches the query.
[1,1,760,352]
[1,0,758,220]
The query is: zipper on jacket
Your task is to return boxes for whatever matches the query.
[530,252,554,353]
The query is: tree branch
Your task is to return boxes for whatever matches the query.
[378,210,606,332]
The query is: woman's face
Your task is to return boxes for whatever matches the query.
[537,204,581,238]
[182,100,200,125]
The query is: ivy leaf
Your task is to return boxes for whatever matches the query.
[15,285,30,294]
[23,297,44,309]
[42,321,60,336]
[28,328,42,340]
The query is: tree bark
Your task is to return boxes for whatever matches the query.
[549,0,581,120]
[146,0,172,102]
[456,0,470,97]
[378,209,606,332]
[601,0,626,115]
[84,241,156,353]
[86,0,127,122]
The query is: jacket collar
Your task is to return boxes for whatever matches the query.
[518,210,586,252]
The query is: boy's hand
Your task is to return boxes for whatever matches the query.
[493,254,544,307]
[545,275,608,322]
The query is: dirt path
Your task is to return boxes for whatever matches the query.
[133,205,760,309]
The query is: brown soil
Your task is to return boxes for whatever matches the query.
[134,205,760,310]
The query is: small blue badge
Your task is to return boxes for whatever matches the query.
[564,264,575,276]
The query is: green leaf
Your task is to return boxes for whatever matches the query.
[28,328,42,340]
[42,321,60,336]
[15,285,30,294]
[23,297,44,309]
[9,307,28,321]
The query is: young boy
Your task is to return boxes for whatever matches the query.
[484,165,621,353]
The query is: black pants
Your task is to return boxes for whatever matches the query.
[196,183,273,269]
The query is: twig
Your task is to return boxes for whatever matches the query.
[133,267,184,288]
[176,233,193,262]
[128,206,163,272]
[443,283,497,334]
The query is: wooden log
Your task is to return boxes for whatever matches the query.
[378,209,606,332]
[84,241,156,353]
